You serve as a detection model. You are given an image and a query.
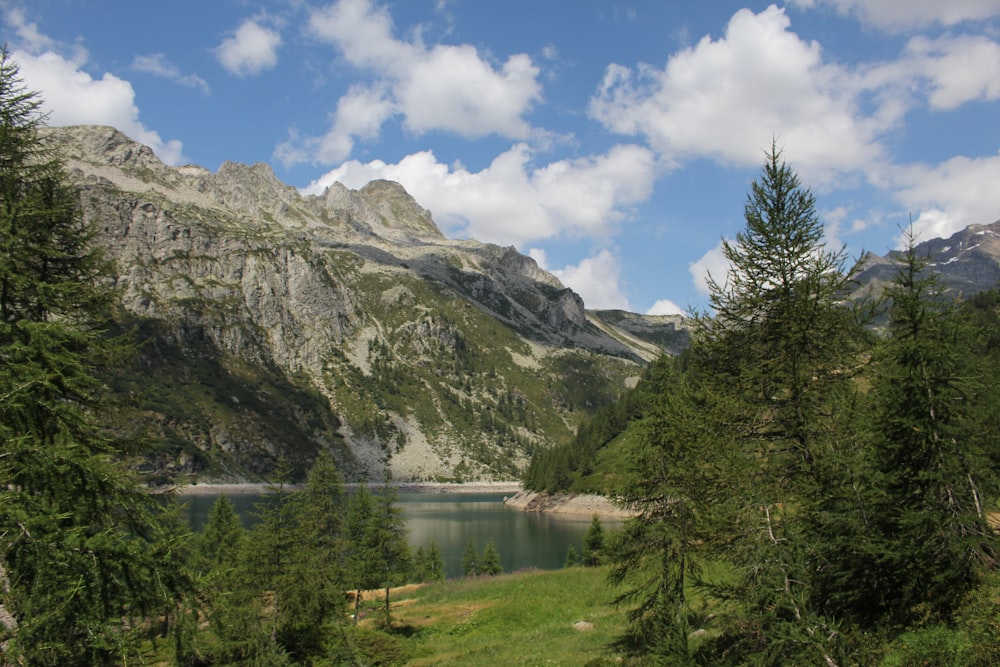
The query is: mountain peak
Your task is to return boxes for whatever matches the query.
[316,178,444,243]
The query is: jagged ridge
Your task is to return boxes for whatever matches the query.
[47,125,686,482]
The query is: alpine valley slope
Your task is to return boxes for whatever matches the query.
[47,125,689,483]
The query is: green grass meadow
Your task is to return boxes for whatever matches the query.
[365,567,636,666]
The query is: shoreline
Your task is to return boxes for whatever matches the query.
[165,480,523,497]
[502,489,637,520]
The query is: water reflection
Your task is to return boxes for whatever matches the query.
[182,491,621,578]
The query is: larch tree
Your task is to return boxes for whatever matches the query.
[862,233,998,629]
[0,48,190,666]
[607,354,733,664]
[695,142,863,664]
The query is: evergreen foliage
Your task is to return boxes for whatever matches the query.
[583,515,605,566]
[0,48,192,666]
[856,234,996,628]
[522,386,642,492]
[479,538,504,576]
[462,538,481,578]
[590,145,1000,665]
[412,540,446,582]
[367,475,412,628]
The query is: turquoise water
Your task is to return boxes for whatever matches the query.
[182,491,619,578]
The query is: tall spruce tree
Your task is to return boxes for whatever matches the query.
[607,354,732,663]
[0,48,190,666]
[693,143,863,664]
[368,475,411,628]
[863,234,998,628]
[345,482,379,624]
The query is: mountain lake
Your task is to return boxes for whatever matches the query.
[182,491,620,579]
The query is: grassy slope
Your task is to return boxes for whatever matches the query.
[381,567,635,666]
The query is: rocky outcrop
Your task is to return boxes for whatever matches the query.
[44,125,690,483]
[854,220,1000,299]
[503,490,636,519]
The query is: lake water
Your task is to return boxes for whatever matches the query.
[182,491,619,578]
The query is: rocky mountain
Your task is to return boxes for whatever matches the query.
[855,221,1000,299]
[46,125,686,483]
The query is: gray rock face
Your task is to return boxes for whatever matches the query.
[854,220,1000,300]
[46,125,688,482]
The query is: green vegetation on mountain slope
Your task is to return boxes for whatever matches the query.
[524,145,1000,665]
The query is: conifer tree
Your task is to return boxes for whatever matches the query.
[861,234,998,628]
[0,48,190,666]
[345,482,379,624]
[565,544,581,568]
[608,354,730,663]
[614,144,864,664]
[367,475,411,628]
[583,515,605,566]
[279,449,349,658]
[479,538,503,576]
[413,541,446,582]
[462,538,481,577]
[195,495,245,574]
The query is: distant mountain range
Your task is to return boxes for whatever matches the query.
[48,125,688,483]
[46,125,997,483]
[855,222,1000,298]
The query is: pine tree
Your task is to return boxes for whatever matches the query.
[462,538,481,577]
[583,515,605,566]
[479,538,503,576]
[607,355,729,663]
[565,544,581,568]
[661,144,861,663]
[195,495,245,574]
[413,541,446,582]
[279,449,349,658]
[863,233,998,628]
[345,482,379,624]
[367,474,411,628]
[0,48,190,666]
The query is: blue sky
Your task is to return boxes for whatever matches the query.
[4,1,1000,315]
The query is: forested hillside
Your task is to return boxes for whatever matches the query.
[525,144,1000,664]
[3,43,1000,664]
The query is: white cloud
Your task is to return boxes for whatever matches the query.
[276,83,396,166]
[3,7,56,52]
[690,242,732,298]
[646,299,687,317]
[214,19,281,77]
[132,53,210,94]
[287,0,542,165]
[904,35,1000,110]
[550,250,631,311]
[890,154,1000,245]
[589,6,887,182]
[790,0,1000,30]
[13,48,185,165]
[305,143,656,246]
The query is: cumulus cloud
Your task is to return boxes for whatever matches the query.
[904,35,1000,110]
[13,48,185,165]
[305,143,656,246]
[276,83,396,166]
[214,19,281,77]
[282,0,542,165]
[890,154,1000,244]
[790,0,1000,30]
[132,53,210,94]
[589,6,888,182]
[646,299,687,317]
[551,250,631,310]
[690,242,732,298]
[531,249,631,311]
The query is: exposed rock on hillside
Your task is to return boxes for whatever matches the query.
[46,125,688,483]
[854,220,1000,299]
